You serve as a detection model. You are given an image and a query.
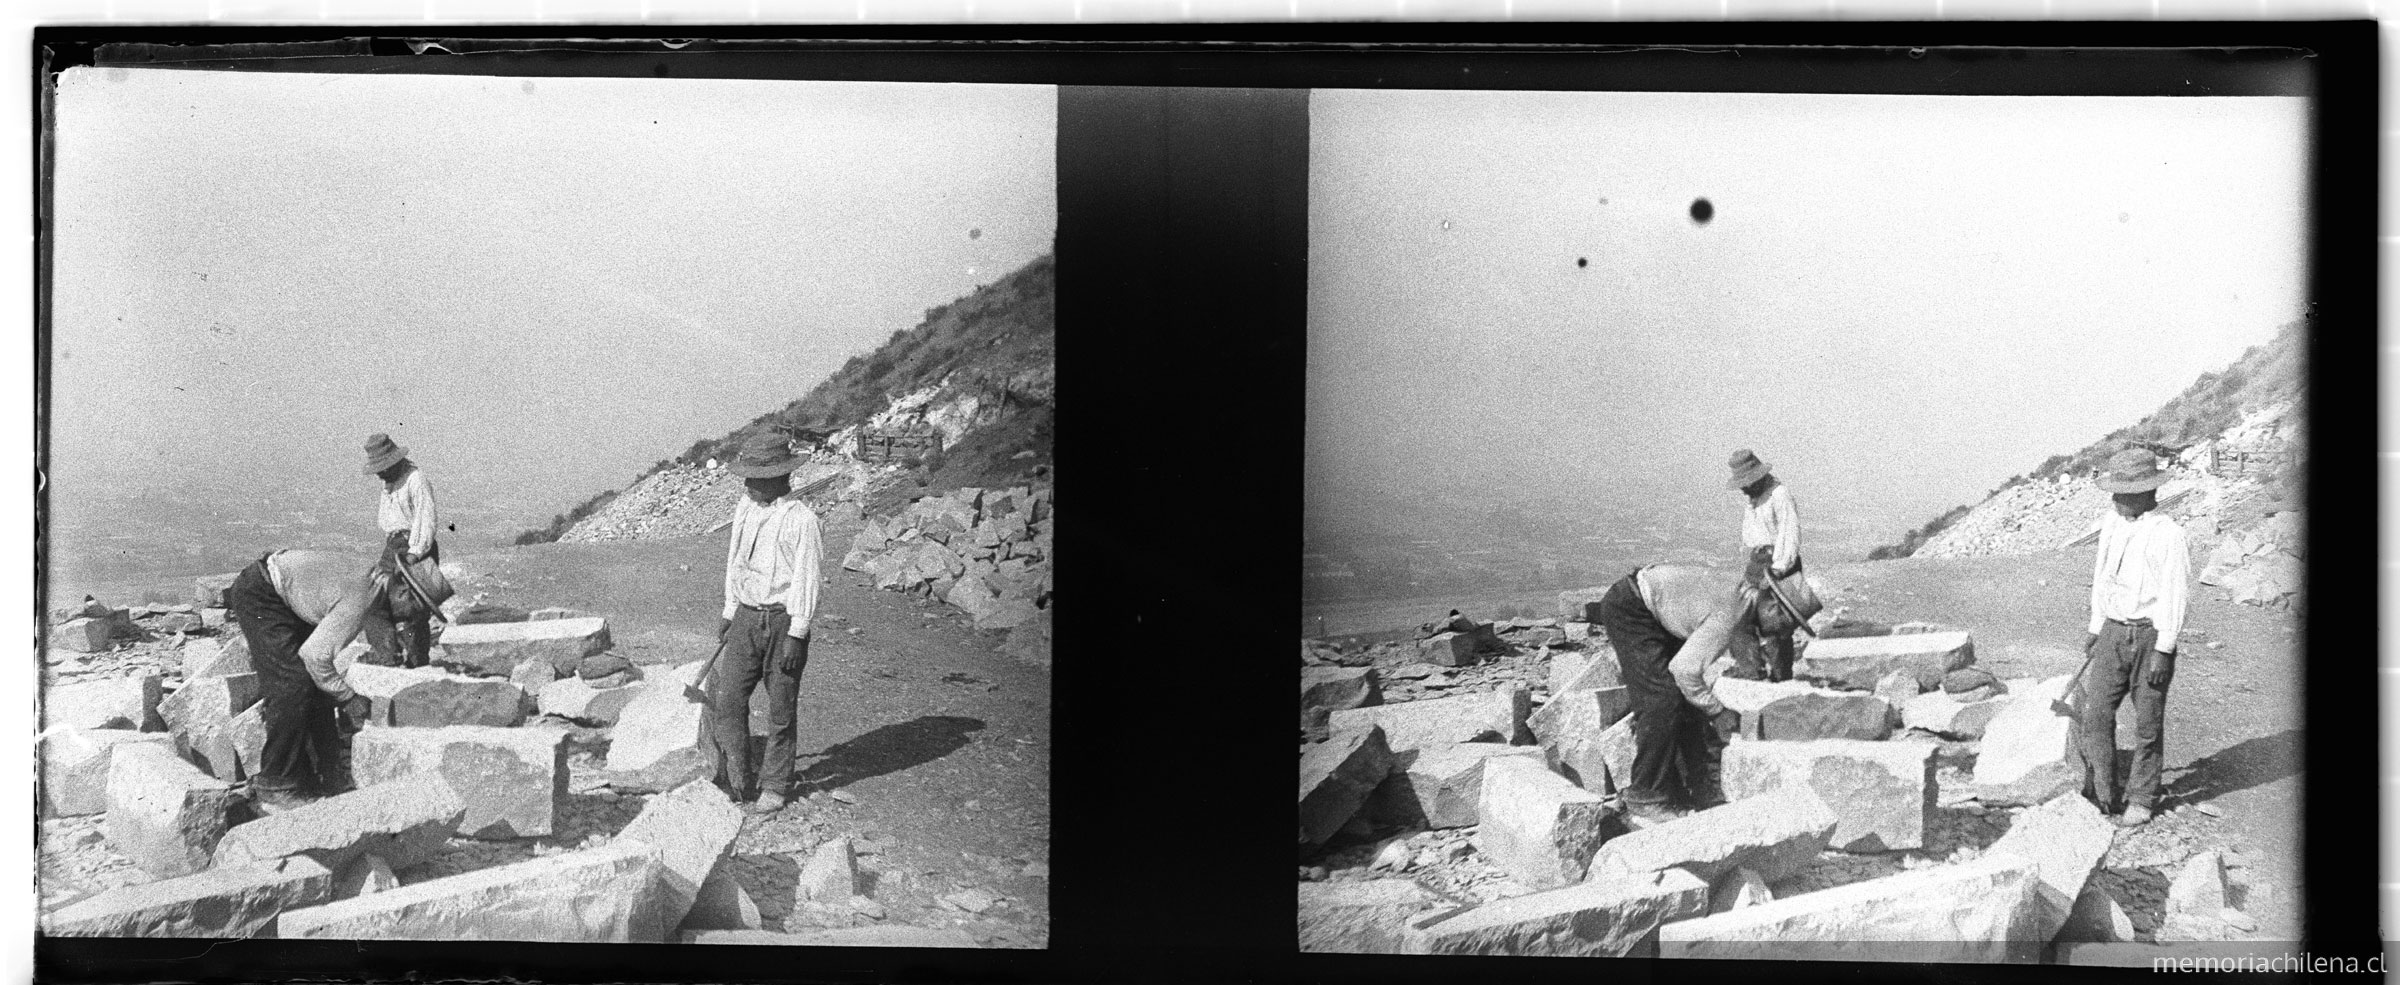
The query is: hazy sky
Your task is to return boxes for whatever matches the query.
[1307,89,2307,550]
[49,68,1054,551]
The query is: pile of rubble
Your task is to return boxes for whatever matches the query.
[1296,590,2264,964]
[560,464,872,545]
[2197,510,2302,611]
[35,578,968,945]
[841,484,1053,662]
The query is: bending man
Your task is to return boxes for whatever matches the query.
[1593,562,1821,822]
[226,545,450,811]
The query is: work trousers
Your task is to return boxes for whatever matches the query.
[708,605,811,800]
[228,556,343,794]
[1595,573,1715,807]
[2077,619,2172,813]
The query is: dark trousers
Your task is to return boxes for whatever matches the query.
[1596,573,1713,807]
[2077,619,2171,812]
[228,556,341,793]
[708,606,809,799]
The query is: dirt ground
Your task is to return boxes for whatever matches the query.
[1300,547,2302,947]
[39,518,1051,946]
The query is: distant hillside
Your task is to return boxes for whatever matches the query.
[518,252,1055,545]
[1870,317,2306,561]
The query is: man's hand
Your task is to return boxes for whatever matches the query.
[1710,708,1742,740]
[776,634,807,676]
[2147,649,2175,688]
[339,694,373,733]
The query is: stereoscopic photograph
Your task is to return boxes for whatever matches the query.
[1299,84,2308,963]
[38,63,1055,947]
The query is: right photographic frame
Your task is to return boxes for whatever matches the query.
[1299,44,2346,967]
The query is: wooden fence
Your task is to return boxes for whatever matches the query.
[2207,447,2287,478]
[855,430,944,463]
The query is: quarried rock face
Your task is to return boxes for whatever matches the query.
[1656,854,2042,963]
[43,856,332,938]
[1412,868,1709,957]
[1298,879,1457,954]
[1585,786,1836,885]
[1327,685,1530,754]
[350,726,567,839]
[278,841,674,942]
[1474,757,1617,890]
[106,742,240,878]
[1719,738,1936,852]
[1298,727,1394,847]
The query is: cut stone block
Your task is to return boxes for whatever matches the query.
[1298,727,1394,846]
[1298,879,1460,954]
[681,865,763,931]
[1547,651,1589,695]
[1593,714,1639,796]
[181,637,253,679]
[1901,689,2013,738]
[1475,756,1617,890]
[616,779,744,930]
[229,703,267,782]
[193,572,240,609]
[41,729,175,817]
[529,607,600,621]
[53,616,116,652]
[688,925,980,947]
[334,854,403,900]
[1551,647,1622,693]
[1712,678,1891,742]
[211,773,467,872]
[1657,854,2041,963]
[1719,739,1936,852]
[605,661,706,772]
[2167,851,2227,918]
[1556,586,1612,624]
[278,840,672,942]
[148,611,206,634]
[1417,632,1477,667]
[539,677,650,726]
[1367,743,1547,829]
[202,607,231,630]
[1530,686,1633,795]
[1795,630,1975,691]
[1984,792,2117,941]
[1413,868,1710,957]
[1300,666,1381,729]
[1327,685,1530,754]
[344,663,526,727]
[2058,886,2137,943]
[1968,758,2082,808]
[796,836,856,903]
[1971,675,2076,785]
[1708,867,1773,915]
[161,672,261,780]
[106,741,240,878]
[432,616,613,677]
[351,725,567,839]
[1586,786,1837,885]
[46,675,166,732]
[1873,671,1920,724]
[42,856,332,938]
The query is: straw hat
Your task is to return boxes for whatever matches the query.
[1726,449,1773,491]
[362,433,408,475]
[727,432,806,479]
[2095,448,2170,494]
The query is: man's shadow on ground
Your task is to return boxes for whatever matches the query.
[2157,727,2302,808]
[731,715,986,797]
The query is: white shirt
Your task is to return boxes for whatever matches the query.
[1740,482,1802,575]
[721,494,823,637]
[2087,509,2191,653]
[377,467,439,558]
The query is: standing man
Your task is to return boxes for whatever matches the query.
[225,545,449,811]
[712,432,825,815]
[1592,561,1821,822]
[2076,448,2190,828]
[365,433,440,668]
[1728,449,1804,681]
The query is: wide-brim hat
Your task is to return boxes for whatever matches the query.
[2096,448,2170,494]
[1763,569,1823,627]
[727,432,808,479]
[390,554,454,623]
[363,433,409,475]
[1726,448,1773,491]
